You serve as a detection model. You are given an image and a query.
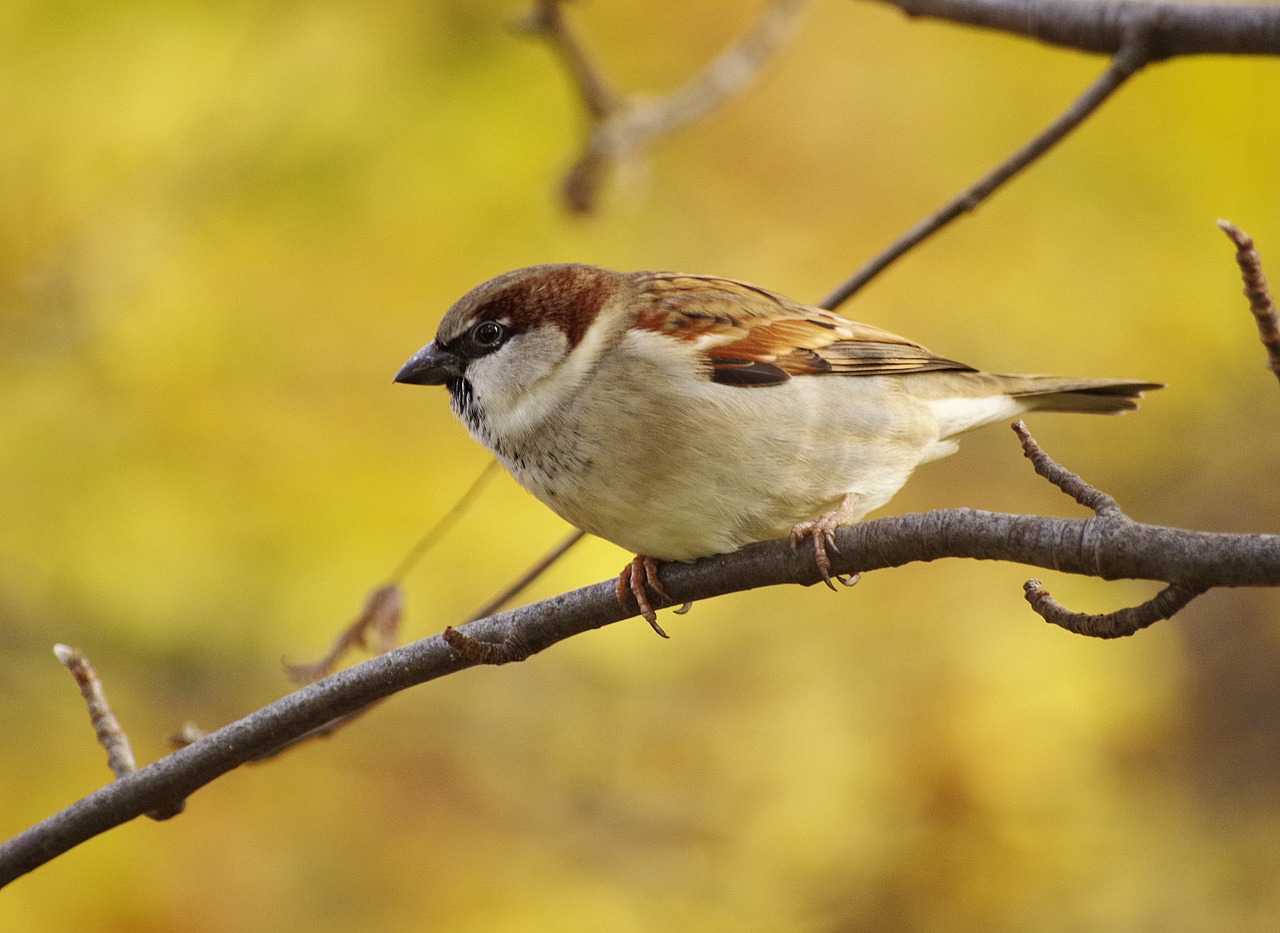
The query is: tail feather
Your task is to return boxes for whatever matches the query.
[1003,376,1164,415]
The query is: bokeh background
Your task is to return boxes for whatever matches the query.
[3,1,1280,930]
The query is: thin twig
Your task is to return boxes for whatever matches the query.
[1218,219,1280,385]
[1011,420,1125,519]
[466,529,586,622]
[54,645,138,779]
[54,645,184,821]
[285,584,404,684]
[286,461,498,684]
[1023,579,1207,638]
[819,39,1150,309]
[388,459,501,585]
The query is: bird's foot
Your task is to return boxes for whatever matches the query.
[617,555,672,638]
[790,493,860,590]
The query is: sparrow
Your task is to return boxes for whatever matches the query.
[395,263,1160,635]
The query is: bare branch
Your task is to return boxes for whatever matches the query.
[9,490,1280,886]
[524,0,810,212]
[1023,579,1207,638]
[54,645,184,821]
[1011,420,1125,519]
[1218,219,1280,385]
[863,0,1280,58]
[820,42,1148,308]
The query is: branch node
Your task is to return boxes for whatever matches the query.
[442,626,532,666]
[1022,579,1207,639]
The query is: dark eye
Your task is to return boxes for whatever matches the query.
[471,320,506,349]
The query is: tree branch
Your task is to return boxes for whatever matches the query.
[863,0,1280,58]
[7,491,1280,886]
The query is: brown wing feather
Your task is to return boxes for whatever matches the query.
[632,273,974,386]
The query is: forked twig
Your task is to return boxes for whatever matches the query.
[1010,423,1206,633]
[521,0,809,212]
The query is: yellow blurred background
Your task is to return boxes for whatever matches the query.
[3,1,1280,930]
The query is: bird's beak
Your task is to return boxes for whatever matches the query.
[393,341,463,385]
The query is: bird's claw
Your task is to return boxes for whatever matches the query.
[791,520,841,590]
[790,496,859,590]
[617,556,671,637]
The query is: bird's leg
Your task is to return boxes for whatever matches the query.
[617,555,671,638]
[790,492,859,590]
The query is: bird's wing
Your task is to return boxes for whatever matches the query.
[631,273,975,386]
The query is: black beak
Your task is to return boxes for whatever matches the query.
[394,342,464,385]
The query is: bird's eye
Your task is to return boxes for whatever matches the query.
[471,320,506,349]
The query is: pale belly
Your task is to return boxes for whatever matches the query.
[496,375,945,560]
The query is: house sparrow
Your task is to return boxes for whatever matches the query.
[395,264,1160,635]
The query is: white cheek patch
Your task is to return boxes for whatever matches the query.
[467,326,566,428]
[927,395,1025,438]
[467,316,620,439]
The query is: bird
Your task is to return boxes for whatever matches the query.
[394,263,1161,635]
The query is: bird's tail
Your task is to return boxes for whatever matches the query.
[1000,375,1164,415]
